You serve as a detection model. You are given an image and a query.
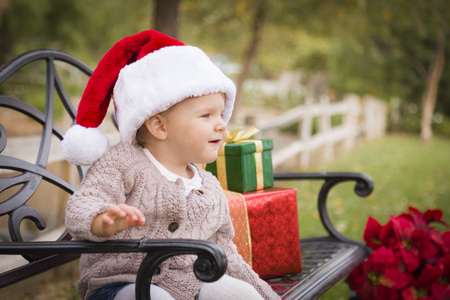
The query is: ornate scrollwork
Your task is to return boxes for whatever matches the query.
[0,50,90,254]
[8,205,47,262]
[134,239,227,300]
[354,175,374,197]
[193,253,226,282]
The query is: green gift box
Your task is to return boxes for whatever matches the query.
[206,139,274,193]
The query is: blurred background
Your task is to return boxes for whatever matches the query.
[1,0,449,139]
[0,0,449,299]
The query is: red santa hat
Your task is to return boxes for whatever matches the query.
[61,29,236,165]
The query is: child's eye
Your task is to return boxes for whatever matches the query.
[201,113,210,118]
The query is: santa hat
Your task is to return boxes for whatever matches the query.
[61,29,236,166]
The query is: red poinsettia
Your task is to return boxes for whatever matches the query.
[346,207,450,300]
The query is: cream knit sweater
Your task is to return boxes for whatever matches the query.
[65,144,280,300]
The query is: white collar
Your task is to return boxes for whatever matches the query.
[142,148,203,198]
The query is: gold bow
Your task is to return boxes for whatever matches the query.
[226,126,260,143]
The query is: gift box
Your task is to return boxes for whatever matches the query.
[243,188,302,279]
[206,139,274,193]
[224,190,252,266]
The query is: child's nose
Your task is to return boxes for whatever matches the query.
[215,118,226,132]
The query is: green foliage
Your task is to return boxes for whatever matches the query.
[2,0,84,59]
[181,0,449,126]
[181,0,256,58]
[2,0,450,131]
[1,0,152,114]
[2,0,152,65]
[433,115,450,136]
[326,0,450,105]
[2,64,53,114]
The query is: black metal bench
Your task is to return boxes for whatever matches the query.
[0,49,373,299]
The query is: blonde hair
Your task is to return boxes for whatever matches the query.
[135,109,171,147]
[135,123,149,147]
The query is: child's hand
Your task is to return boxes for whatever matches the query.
[91,204,146,237]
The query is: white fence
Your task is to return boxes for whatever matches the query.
[1,94,387,173]
[255,94,387,169]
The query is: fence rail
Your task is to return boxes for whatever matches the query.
[255,94,387,169]
[1,94,387,173]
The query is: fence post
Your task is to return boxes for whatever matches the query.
[319,95,333,163]
[363,96,387,140]
[343,94,361,149]
[299,96,313,168]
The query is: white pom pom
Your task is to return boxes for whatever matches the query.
[61,125,110,166]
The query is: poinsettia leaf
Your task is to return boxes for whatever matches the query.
[400,248,420,272]
[429,228,446,252]
[424,209,448,226]
[419,238,440,260]
[355,281,384,300]
[378,220,394,245]
[379,274,396,288]
[364,216,383,248]
[346,266,366,289]
[431,282,450,300]
[391,215,416,241]
[413,211,431,232]
[438,253,450,281]
[380,268,411,289]
[408,206,421,215]
[400,213,414,222]
[401,286,417,300]
[418,263,444,287]
[369,247,399,270]
[442,231,450,252]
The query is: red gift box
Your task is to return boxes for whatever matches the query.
[243,188,302,279]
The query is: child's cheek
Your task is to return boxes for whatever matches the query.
[222,129,228,141]
[218,139,225,150]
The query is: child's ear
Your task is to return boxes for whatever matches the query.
[144,115,167,140]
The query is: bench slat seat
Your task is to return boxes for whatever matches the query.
[267,238,367,299]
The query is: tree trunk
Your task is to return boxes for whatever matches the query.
[153,0,180,38]
[420,28,446,143]
[233,0,266,122]
[0,0,8,26]
[0,0,11,65]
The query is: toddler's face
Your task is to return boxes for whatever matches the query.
[164,93,227,165]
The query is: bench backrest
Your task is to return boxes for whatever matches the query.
[0,50,92,286]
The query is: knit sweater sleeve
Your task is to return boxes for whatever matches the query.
[212,186,281,300]
[65,144,139,242]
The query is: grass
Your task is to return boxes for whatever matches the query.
[276,133,450,299]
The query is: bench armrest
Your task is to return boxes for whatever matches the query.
[0,238,227,300]
[274,172,373,254]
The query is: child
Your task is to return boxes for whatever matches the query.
[62,30,280,300]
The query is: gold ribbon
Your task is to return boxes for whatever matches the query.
[224,190,253,267]
[217,154,228,190]
[254,148,264,190]
[225,125,260,144]
[217,126,264,190]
